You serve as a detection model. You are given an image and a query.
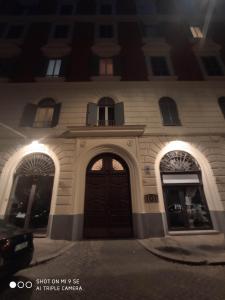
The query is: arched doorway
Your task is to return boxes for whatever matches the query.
[5,153,55,233]
[160,150,213,231]
[84,153,133,239]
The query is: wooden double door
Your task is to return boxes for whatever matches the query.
[84,154,133,239]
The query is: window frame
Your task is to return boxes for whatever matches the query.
[46,59,62,77]
[159,97,181,126]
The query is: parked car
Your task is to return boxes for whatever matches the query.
[0,220,34,277]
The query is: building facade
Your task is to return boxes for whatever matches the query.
[0,0,225,240]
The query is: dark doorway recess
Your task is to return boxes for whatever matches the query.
[84,153,133,239]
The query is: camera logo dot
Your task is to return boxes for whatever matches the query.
[9,281,33,289]
[9,281,16,289]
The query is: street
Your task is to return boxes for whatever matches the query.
[0,239,225,300]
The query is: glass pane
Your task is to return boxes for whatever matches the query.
[46,60,55,76]
[53,59,62,76]
[106,59,113,75]
[112,159,124,171]
[151,56,170,76]
[163,174,199,184]
[100,59,107,75]
[91,159,103,171]
[34,107,54,127]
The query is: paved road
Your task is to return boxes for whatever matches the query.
[1,240,225,300]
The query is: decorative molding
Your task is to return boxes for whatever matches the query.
[192,38,221,54]
[62,125,146,138]
[41,42,72,58]
[142,38,171,54]
[35,76,66,82]
[91,40,121,57]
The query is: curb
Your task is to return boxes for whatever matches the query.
[138,240,225,266]
[30,242,76,267]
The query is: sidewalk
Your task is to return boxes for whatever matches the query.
[139,233,225,265]
[30,238,76,266]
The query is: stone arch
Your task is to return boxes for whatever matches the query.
[72,143,144,239]
[0,143,60,235]
[155,140,224,234]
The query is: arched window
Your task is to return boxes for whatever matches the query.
[160,150,212,231]
[86,97,124,126]
[159,97,181,126]
[218,97,225,119]
[20,98,61,128]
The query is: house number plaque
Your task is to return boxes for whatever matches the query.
[144,194,158,203]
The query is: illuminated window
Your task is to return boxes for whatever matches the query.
[190,26,203,38]
[98,97,115,126]
[112,159,124,171]
[46,59,62,77]
[99,58,113,76]
[91,159,103,171]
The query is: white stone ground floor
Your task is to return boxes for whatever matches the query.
[0,134,225,240]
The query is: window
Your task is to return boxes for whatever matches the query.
[53,25,69,39]
[20,98,61,128]
[201,56,224,76]
[6,25,24,39]
[159,97,181,126]
[160,151,212,231]
[190,26,203,38]
[218,97,225,118]
[99,25,114,38]
[150,56,170,76]
[99,58,113,76]
[86,98,124,126]
[59,4,74,15]
[0,23,6,38]
[100,4,112,14]
[46,59,62,77]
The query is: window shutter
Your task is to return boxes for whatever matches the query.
[115,102,124,126]
[87,102,97,126]
[59,56,69,77]
[113,55,121,76]
[20,103,37,127]
[51,103,61,127]
[36,56,49,77]
[90,54,99,76]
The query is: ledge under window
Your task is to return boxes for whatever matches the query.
[61,125,145,137]
[204,76,225,81]
[91,75,121,81]
[148,75,178,81]
[35,76,65,82]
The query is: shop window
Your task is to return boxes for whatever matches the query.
[159,97,181,126]
[160,151,212,231]
[86,98,124,126]
[20,98,61,128]
[218,97,225,119]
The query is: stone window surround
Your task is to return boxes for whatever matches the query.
[193,39,225,81]
[142,39,177,81]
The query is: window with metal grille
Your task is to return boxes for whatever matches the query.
[159,97,181,126]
